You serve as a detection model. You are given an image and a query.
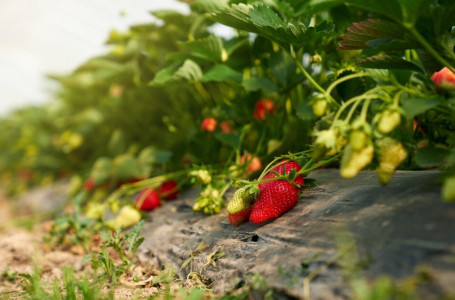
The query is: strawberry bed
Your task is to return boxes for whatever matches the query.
[1,0,455,298]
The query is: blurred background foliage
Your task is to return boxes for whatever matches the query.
[0,0,454,200]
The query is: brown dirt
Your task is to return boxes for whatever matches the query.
[0,191,161,299]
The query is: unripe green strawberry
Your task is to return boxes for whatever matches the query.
[312,97,328,117]
[227,185,259,214]
[442,176,455,202]
[378,110,401,134]
[376,138,407,185]
[312,144,328,161]
[340,144,374,178]
[349,130,368,151]
[191,169,212,185]
[107,205,141,229]
[310,54,322,63]
[314,121,349,156]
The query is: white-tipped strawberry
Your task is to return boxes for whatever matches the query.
[227,185,259,214]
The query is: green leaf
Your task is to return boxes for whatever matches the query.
[90,157,112,185]
[108,129,126,156]
[401,97,444,119]
[190,0,230,12]
[415,147,450,168]
[316,0,433,25]
[442,176,455,202]
[99,230,112,242]
[210,3,334,47]
[112,154,142,180]
[154,151,173,165]
[151,10,186,24]
[447,98,455,110]
[338,19,416,51]
[201,64,242,83]
[184,289,205,300]
[267,139,283,154]
[127,220,144,254]
[180,36,226,63]
[243,77,278,94]
[151,60,203,85]
[296,101,316,121]
[357,55,423,73]
[138,147,172,165]
[215,133,241,149]
[152,63,179,85]
[249,3,285,28]
[174,60,203,81]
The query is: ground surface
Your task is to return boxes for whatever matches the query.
[1,169,455,299]
[138,169,455,299]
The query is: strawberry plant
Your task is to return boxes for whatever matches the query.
[0,0,454,233]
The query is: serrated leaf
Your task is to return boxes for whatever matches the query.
[200,64,242,83]
[401,97,444,119]
[151,60,203,85]
[190,0,230,13]
[316,0,432,25]
[99,230,112,242]
[210,3,333,47]
[223,36,249,56]
[249,4,285,28]
[127,220,145,254]
[174,59,203,81]
[181,36,225,63]
[357,55,423,73]
[339,19,416,51]
[130,237,144,255]
[243,77,277,94]
[152,63,179,85]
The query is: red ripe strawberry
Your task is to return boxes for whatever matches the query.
[228,206,253,226]
[220,121,234,134]
[84,178,95,191]
[431,67,455,91]
[159,179,179,200]
[240,154,263,175]
[201,117,217,132]
[253,99,275,120]
[135,188,161,211]
[259,160,304,189]
[249,180,299,224]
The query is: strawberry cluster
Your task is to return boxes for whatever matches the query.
[135,179,179,211]
[227,160,305,225]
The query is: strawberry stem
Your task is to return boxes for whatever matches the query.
[235,154,341,187]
